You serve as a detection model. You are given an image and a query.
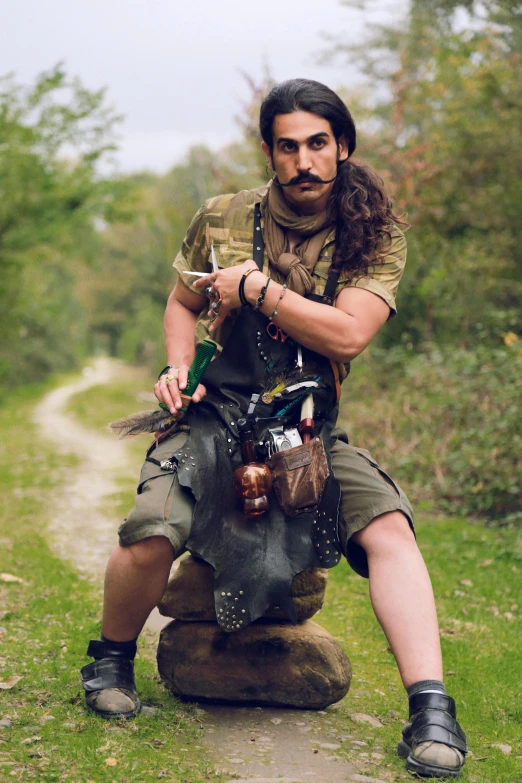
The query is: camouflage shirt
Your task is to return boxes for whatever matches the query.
[173,182,407,382]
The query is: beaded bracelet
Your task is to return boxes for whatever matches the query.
[254,278,271,310]
[268,282,288,321]
[238,267,259,306]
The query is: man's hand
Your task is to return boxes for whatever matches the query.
[154,365,207,415]
[193,259,263,332]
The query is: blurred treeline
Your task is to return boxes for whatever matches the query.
[1,0,520,522]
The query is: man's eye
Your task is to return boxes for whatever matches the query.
[311,139,326,149]
[281,143,295,152]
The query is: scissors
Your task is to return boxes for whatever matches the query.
[181,244,219,278]
[266,322,288,342]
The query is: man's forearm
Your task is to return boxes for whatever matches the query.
[243,273,365,363]
[163,293,200,368]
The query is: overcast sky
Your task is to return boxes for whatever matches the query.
[1,0,405,173]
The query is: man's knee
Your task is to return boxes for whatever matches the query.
[352,510,415,554]
[122,536,174,570]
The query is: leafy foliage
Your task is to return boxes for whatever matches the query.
[0,64,126,387]
[330,1,522,347]
[343,342,522,524]
[79,144,266,367]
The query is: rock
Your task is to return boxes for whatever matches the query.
[492,743,512,755]
[158,556,328,622]
[224,779,308,783]
[316,742,341,750]
[349,712,384,728]
[157,619,351,709]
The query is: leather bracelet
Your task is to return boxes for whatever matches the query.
[238,267,259,307]
[254,278,271,310]
[268,282,288,321]
[158,364,177,381]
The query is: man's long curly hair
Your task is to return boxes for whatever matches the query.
[259,78,407,281]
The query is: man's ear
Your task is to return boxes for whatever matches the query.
[261,141,273,170]
[337,135,349,163]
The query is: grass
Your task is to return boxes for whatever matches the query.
[0,377,222,783]
[319,521,522,782]
[1,365,521,783]
[339,345,522,525]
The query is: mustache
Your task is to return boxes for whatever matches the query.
[276,171,337,187]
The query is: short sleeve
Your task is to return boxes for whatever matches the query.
[172,203,212,293]
[345,225,407,317]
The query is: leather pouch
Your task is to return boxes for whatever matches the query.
[268,436,330,517]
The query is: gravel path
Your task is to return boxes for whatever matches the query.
[34,361,386,783]
[33,358,130,579]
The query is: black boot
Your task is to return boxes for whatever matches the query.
[398,692,467,778]
[80,638,141,719]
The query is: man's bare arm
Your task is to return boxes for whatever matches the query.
[154,278,208,414]
[256,283,389,362]
[194,262,390,363]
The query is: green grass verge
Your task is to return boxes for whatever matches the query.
[0,378,222,783]
[319,523,522,782]
[3,367,521,783]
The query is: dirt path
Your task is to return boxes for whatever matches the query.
[33,358,167,632]
[34,362,386,783]
[34,358,130,579]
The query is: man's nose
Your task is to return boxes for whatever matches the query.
[296,145,312,171]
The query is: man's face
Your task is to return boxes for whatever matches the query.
[262,110,348,215]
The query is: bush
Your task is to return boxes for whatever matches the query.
[340,343,522,525]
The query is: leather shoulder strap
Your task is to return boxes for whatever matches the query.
[253,204,264,271]
[322,266,340,305]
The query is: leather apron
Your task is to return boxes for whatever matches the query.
[170,205,344,630]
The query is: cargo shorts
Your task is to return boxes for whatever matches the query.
[118,430,414,578]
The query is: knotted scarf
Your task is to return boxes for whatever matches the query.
[263,180,335,296]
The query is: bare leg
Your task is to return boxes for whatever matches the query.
[352,511,443,688]
[101,536,175,641]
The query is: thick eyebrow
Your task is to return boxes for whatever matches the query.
[276,131,331,147]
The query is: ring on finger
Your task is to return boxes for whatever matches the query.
[205,285,217,299]
[164,374,176,384]
[210,300,221,312]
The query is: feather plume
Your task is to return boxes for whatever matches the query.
[264,360,321,397]
[108,408,176,439]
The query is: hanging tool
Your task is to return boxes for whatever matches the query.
[299,394,314,443]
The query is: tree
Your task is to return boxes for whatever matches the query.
[0,64,126,386]
[81,141,266,368]
[326,0,522,346]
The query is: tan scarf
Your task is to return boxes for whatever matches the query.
[263,180,334,296]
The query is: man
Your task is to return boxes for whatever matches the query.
[81,79,467,779]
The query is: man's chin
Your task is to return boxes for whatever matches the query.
[284,186,326,210]
[286,184,323,201]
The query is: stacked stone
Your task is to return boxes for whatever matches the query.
[156,555,352,709]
